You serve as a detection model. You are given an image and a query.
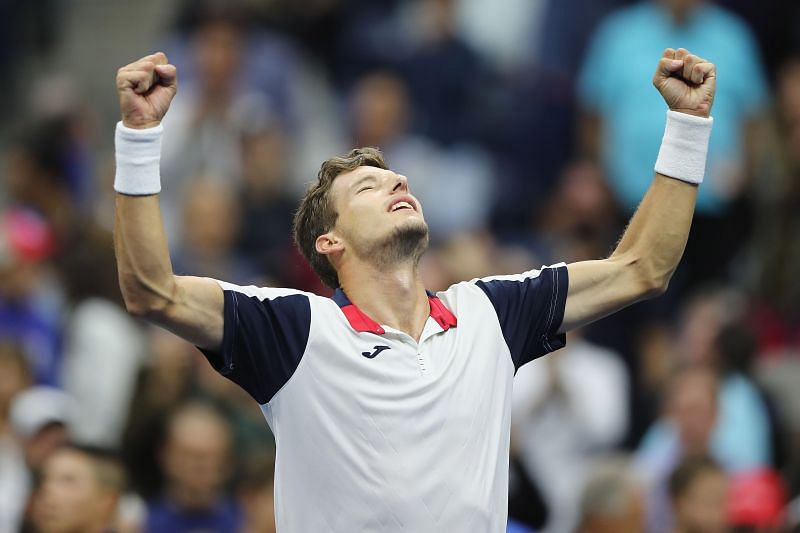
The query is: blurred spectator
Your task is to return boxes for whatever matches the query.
[400,0,490,146]
[8,115,120,305]
[61,295,145,449]
[668,454,728,533]
[0,207,62,386]
[236,124,298,283]
[172,178,256,284]
[578,0,769,288]
[348,70,493,238]
[237,451,277,533]
[577,455,646,533]
[727,469,788,530]
[0,342,33,532]
[122,329,197,499]
[636,366,720,532]
[646,288,773,471]
[144,400,241,532]
[29,444,125,533]
[4,386,74,532]
[160,8,296,244]
[512,332,629,533]
[745,56,800,352]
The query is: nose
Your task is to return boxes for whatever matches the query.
[391,174,409,193]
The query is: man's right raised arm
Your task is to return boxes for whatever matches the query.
[114,52,223,350]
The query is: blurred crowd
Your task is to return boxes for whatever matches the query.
[1,0,800,531]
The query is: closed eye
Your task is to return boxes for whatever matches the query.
[357,186,373,193]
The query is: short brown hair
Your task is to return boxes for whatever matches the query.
[668,454,722,501]
[293,147,389,288]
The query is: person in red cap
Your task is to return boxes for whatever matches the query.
[727,469,787,531]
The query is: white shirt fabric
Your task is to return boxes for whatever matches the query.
[201,264,568,532]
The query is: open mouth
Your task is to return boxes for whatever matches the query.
[388,196,417,213]
[391,201,414,212]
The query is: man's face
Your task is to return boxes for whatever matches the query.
[33,449,113,533]
[325,165,428,264]
[162,411,232,500]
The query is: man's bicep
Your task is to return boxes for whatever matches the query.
[158,275,224,350]
[562,258,649,333]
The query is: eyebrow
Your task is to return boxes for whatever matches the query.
[351,174,378,191]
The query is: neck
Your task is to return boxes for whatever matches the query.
[339,258,429,341]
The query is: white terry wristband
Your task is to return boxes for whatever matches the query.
[114,121,163,195]
[654,110,713,185]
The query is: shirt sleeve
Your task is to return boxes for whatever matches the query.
[199,281,312,404]
[474,264,568,370]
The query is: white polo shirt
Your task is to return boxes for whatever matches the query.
[203,264,568,532]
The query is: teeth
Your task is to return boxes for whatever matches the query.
[392,201,413,211]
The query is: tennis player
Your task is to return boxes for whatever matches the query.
[113,48,715,532]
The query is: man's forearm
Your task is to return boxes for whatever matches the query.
[610,174,698,291]
[114,193,178,316]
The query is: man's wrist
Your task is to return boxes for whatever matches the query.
[114,121,163,196]
[654,110,713,185]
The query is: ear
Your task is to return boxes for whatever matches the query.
[315,232,344,256]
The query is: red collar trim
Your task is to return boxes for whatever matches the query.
[333,289,457,334]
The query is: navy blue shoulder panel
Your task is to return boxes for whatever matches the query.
[201,290,311,404]
[475,265,568,370]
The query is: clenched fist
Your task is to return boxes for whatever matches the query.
[653,48,716,118]
[116,52,177,129]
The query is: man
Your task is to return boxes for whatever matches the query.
[145,401,241,532]
[113,47,715,531]
[30,444,125,533]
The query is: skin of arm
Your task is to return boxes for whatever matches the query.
[114,52,223,350]
[561,48,717,332]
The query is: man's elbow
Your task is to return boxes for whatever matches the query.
[640,275,670,299]
[620,254,672,300]
[118,274,175,321]
[636,261,672,299]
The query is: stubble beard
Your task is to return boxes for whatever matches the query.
[359,219,430,271]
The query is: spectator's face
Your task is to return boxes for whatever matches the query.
[351,73,410,147]
[33,449,115,533]
[660,0,703,20]
[194,20,243,97]
[668,372,717,455]
[162,409,232,502]
[182,181,239,259]
[673,468,728,533]
[326,165,428,265]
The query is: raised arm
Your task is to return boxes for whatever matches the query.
[114,52,223,349]
[561,48,716,332]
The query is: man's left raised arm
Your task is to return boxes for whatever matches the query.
[560,48,716,332]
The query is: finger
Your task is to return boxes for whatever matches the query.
[137,52,168,66]
[682,54,705,84]
[154,64,177,88]
[118,67,158,95]
[662,47,676,59]
[674,48,690,61]
[693,61,716,84]
[655,57,684,79]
